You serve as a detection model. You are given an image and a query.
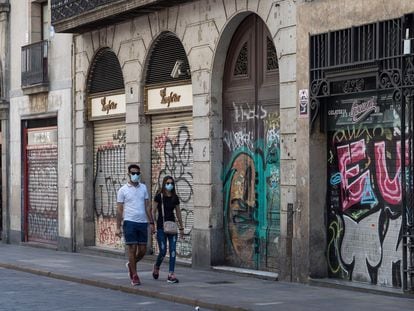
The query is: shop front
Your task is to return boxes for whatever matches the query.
[87,48,126,250]
[145,32,193,259]
[23,120,58,245]
[309,16,414,290]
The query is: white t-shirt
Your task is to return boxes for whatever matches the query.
[117,182,149,223]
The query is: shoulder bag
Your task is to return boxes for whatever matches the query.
[161,194,178,234]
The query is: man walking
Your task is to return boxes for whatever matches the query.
[116,164,155,286]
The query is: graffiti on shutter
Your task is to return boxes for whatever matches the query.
[151,112,193,259]
[93,119,126,249]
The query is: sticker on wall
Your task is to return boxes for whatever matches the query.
[299,89,309,118]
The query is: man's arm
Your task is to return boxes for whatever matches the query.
[151,201,158,228]
[145,199,155,233]
[116,202,124,237]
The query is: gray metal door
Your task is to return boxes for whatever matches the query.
[93,119,126,249]
[26,127,58,244]
[151,112,193,259]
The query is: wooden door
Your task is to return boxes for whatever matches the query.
[223,14,280,270]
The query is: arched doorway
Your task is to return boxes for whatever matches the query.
[87,48,126,250]
[222,14,280,270]
[144,32,194,260]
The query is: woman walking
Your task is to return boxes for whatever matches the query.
[152,175,184,283]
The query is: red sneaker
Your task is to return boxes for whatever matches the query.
[167,273,179,284]
[131,274,141,286]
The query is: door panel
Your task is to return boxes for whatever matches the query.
[223,15,280,270]
[25,127,58,244]
[151,113,194,259]
[93,119,126,249]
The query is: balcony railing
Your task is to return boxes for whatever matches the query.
[51,0,191,33]
[51,0,114,23]
[21,41,48,88]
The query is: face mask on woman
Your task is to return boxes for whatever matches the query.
[165,183,174,191]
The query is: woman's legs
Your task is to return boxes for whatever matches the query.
[155,229,167,268]
[167,234,177,273]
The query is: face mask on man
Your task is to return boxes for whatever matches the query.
[165,183,174,191]
[130,173,140,183]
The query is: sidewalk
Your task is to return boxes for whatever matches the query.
[0,243,413,311]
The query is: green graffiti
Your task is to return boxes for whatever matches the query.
[327,217,347,276]
[223,136,280,268]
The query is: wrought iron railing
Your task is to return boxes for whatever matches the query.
[51,0,115,23]
[21,41,48,87]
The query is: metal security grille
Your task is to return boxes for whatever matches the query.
[87,48,124,95]
[402,94,414,292]
[27,145,58,244]
[146,33,191,85]
[310,14,414,291]
[93,119,126,249]
[309,17,404,130]
[151,112,193,259]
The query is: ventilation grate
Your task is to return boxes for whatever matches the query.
[146,33,191,85]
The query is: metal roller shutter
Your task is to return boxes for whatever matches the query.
[27,127,58,244]
[93,119,126,249]
[151,112,194,260]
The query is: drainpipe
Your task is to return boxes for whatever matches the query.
[71,35,76,252]
[1,0,10,243]
[286,203,294,281]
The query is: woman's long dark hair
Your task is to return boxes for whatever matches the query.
[158,175,178,200]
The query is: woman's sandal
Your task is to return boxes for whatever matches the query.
[152,265,160,280]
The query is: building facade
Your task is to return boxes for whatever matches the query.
[297,0,414,291]
[5,0,73,251]
[52,0,297,276]
[1,0,411,293]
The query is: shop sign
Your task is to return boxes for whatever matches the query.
[349,97,377,123]
[27,127,58,146]
[327,96,386,130]
[146,84,192,113]
[90,94,126,120]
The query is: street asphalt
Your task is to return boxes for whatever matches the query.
[0,243,413,311]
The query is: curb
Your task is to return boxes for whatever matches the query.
[0,262,248,311]
[309,278,414,300]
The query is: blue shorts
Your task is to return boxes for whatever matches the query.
[123,221,148,245]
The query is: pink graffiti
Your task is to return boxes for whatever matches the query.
[338,139,409,210]
[154,128,170,150]
[374,140,409,205]
[337,139,370,211]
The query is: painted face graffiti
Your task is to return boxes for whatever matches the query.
[223,103,280,270]
[226,154,257,263]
